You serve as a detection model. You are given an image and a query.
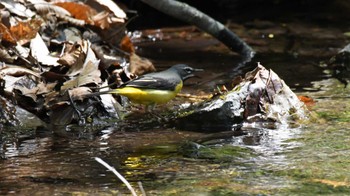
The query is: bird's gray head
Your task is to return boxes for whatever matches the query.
[170,64,203,81]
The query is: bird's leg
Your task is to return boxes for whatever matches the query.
[146,103,169,122]
[67,90,85,125]
[145,103,156,112]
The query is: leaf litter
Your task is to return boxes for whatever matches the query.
[0,0,155,125]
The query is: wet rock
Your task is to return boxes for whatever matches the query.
[175,63,308,131]
[328,43,350,86]
[0,96,19,128]
[0,95,44,129]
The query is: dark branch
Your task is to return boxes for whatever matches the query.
[140,0,255,62]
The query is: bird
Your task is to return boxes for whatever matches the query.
[95,64,203,106]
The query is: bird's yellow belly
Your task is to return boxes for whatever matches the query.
[115,83,182,105]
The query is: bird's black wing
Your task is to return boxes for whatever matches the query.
[121,75,179,91]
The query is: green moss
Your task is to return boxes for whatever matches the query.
[317,111,350,122]
[288,182,350,195]
[180,142,254,163]
[197,145,254,161]
[176,109,195,118]
[209,187,252,196]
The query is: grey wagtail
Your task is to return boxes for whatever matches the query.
[95,64,203,105]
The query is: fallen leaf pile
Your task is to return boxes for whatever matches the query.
[0,0,155,125]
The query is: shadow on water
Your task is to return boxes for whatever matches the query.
[2,21,350,195]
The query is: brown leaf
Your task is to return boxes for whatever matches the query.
[43,90,61,109]
[54,2,97,25]
[58,42,85,68]
[65,40,92,76]
[91,44,123,70]
[120,35,135,53]
[0,64,41,78]
[68,87,92,101]
[10,19,42,45]
[0,23,16,44]
[31,1,71,16]
[128,52,155,76]
[32,2,85,26]
[298,95,315,108]
[14,81,57,102]
[61,60,101,91]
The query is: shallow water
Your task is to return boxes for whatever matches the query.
[1,21,350,195]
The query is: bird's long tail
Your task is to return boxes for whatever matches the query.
[83,89,119,99]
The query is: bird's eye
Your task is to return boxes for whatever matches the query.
[184,67,193,73]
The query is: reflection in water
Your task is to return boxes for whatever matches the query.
[0,99,345,195]
[3,143,19,158]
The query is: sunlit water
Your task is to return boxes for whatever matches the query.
[1,81,349,195]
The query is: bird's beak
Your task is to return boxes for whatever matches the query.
[193,68,204,72]
[191,68,204,79]
[183,67,204,80]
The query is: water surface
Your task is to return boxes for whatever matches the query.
[1,21,350,195]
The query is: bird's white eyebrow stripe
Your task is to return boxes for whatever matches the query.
[137,79,157,82]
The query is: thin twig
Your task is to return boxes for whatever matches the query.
[94,157,137,196]
[138,181,147,196]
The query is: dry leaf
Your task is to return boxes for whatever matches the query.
[62,27,83,43]
[61,60,101,91]
[0,22,16,44]
[0,64,41,78]
[66,40,98,76]
[120,35,135,53]
[10,19,42,45]
[14,81,57,102]
[93,0,126,19]
[0,48,15,63]
[54,2,97,25]
[58,42,85,67]
[14,44,30,58]
[30,0,71,16]
[35,82,57,95]
[30,33,60,66]
[298,95,315,108]
[91,44,124,70]
[128,52,155,76]
[43,90,60,109]
[68,86,92,101]
[1,75,23,93]
[92,11,110,29]
[31,1,86,26]
[0,0,35,18]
